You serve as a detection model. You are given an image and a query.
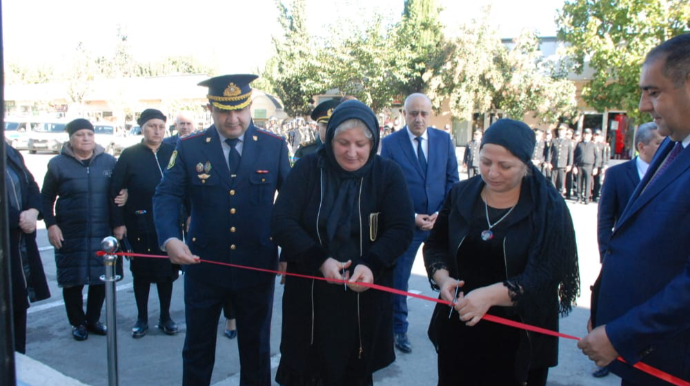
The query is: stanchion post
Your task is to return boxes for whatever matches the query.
[101,237,120,386]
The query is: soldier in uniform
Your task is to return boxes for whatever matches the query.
[463,129,482,179]
[550,125,573,195]
[573,128,600,204]
[543,130,553,179]
[532,128,546,173]
[294,99,339,160]
[592,129,610,202]
[565,129,579,199]
[153,74,291,386]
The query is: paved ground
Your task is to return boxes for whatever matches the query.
[12,151,621,385]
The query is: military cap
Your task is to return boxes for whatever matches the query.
[310,99,340,124]
[593,129,602,135]
[583,128,592,134]
[198,74,257,111]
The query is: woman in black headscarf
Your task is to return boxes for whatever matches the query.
[6,142,51,353]
[111,109,180,338]
[424,119,580,386]
[272,100,414,386]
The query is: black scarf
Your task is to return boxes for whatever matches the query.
[315,100,380,262]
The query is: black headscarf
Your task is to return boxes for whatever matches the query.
[137,109,167,126]
[316,100,380,261]
[483,119,580,316]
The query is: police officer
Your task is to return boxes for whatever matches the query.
[550,124,573,195]
[573,128,600,204]
[592,129,610,202]
[463,129,482,179]
[532,128,546,173]
[153,74,290,386]
[294,99,339,160]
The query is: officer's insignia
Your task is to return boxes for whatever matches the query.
[198,173,211,180]
[167,151,177,170]
[223,82,241,97]
[196,163,204,173]
[253,136,258,141]
[206,137,211,143]
[204,162,212,173]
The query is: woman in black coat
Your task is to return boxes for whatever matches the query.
[6,142,51,353]
[271,100,414,386]
[424,119,580,386]
[112,109,180,338]
[42,119,119,341]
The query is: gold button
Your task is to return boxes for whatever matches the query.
[202,180,206,184]
[230,190,235,196]
[230,227,236,233]
[261,178,265,182]
[269,237,273,241]
[192,237,196,242]
[230,244,236,250]
[230,208,236,214]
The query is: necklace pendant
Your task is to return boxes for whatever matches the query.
[481,230,493,241]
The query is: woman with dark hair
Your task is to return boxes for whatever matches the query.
[424,119,580,386]
[272,100,414,386]
[42,118,120,341]
[111,109,180,338]
[6,142,50,352]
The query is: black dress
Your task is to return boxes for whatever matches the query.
[111,142,179,281]
[435,204,547,386]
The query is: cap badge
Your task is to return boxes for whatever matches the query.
[224,82,242,97]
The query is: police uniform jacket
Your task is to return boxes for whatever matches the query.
[550,138,573,168]
[574,141,600,166]
[153,124,290,290]
[532,140,545,163]
[595,142,611,168]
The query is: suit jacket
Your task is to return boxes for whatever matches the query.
[550,138,573,168]
[153,124,290,290]
[596,158,639,262]
[596,139,690,385]
[380,127,459,217]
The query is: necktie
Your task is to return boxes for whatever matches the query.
[416,137,427,176]
[225,138,240,174]
[648,141,682,187]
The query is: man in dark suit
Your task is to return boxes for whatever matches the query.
[463,129,482,179]
[153,74,290,386]
[591,129,611,202]
[573,128,600,204]
[550,125,573,195]
[531,128,546,173]
[163,112,196,147]
[579,34,690,385]
[380,93,459,354]
[591,122,662,378]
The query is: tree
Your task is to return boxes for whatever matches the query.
[322,14,409,112]
[557,0,690,121]
[66,43,97,116]
[395,0,446,96]
[264,0,326,117]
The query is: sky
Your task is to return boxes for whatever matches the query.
[2,0,565,75]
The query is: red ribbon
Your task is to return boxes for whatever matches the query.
[97,250,690,386]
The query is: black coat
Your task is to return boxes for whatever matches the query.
[6,144,50,307]
[271,153,414,381]
[111,142,179,281]
[424,176,564,379]
[42,144,119,287]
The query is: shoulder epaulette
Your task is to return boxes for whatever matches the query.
[181,129,208,141]
[256,128,285,141]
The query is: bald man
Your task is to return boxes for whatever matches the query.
[163,112,196,147]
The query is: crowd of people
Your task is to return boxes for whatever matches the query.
[5,33,690,386]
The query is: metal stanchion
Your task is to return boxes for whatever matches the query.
[100,237,121,386]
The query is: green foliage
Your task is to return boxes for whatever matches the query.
[322,14,409,112]
[5,63,54,85]
[557,0,690,121]
[427,10,576,124]
[395,0,446,95]
[263,0,327,117]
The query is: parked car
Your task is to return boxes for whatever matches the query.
[93,124,126,155]
[108,125,143,156]
[4,120,33,150]
[27,122,69,154]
